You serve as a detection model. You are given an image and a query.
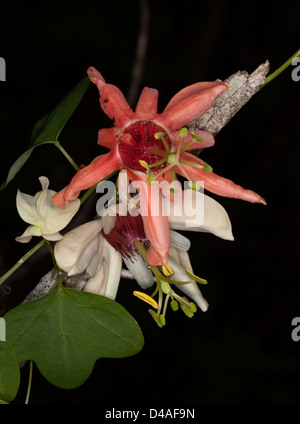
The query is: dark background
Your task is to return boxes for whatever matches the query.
[0,0,299,404]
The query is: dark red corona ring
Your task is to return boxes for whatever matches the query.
[118,121,171,172]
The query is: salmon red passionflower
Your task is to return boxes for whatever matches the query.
[52,67,265,265]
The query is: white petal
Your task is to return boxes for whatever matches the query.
[35,176,80,235]
[123,252,155,289]
[168,245,193,273]
[84,238,122,300]
[169,229,191,251]
[43,232,64,241]
[42,198,80,235]
[39,176,50,191]
[176,280,209,312]
[15,225,42,243]
[36,176,51,219]
[167,254,208,312]
[54,220,102,273]
[85,233,104,277]
[16,190,42,227]
[168,190,234,241]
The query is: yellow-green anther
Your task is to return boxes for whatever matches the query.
[154,132,166,140]
[170,300,179,311]
[203,162,213,173]
[188,181,201,191]
[185,269,207,285]
[159,315,166,326]
[180,302,194,318]
[178,127,188,138]
[190,302,197,313]
[133,291,158,309]
[191,131,205,142]
[148,309,164,328]
[139,160,151,175]
[162,264,175,277]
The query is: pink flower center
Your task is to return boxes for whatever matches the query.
[103,211,148,259]
[118,121,171,172]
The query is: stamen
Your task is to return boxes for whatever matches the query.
[190,131,205,142]
[139,160,151,175]
[133,291,158,309]
[180,139,197,153]
[188,181,201,191]
[178,127,188,138]
[162,264,175,277]
[185,269,207,285]
[203,162,213,173]
[179,158,204,168]
[170,299,179,311]
[154,131,170,155]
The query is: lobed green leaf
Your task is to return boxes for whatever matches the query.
[0,340,20,402]
[5,287,144,389]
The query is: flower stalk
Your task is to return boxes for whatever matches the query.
[260,48,300,88]
[54,140,80,172]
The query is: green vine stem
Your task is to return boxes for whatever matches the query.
[43,240,63,287]
[54,141,80,171]
[0,239,45,287]
[260,48,300,88]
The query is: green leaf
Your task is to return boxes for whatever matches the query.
[5,287,144,389]
[0,77,90,191]
[30,76,90,146]
[0,340,21,402]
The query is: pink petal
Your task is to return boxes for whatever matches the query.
[170,129,215,151]
[87,66,135,129]
[177,152,266,204]
[87,66,106,87]
[135,87,159,120]
[164,81,228,111]
[156,171,182,204]
[157,82,227,131]
[127,170,170,265]
[97,127,118,149]
[52,150,121,208]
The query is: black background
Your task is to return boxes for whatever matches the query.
[0,0,299,404]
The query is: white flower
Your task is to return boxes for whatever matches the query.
[54,219,122,300]
[54,191,234,317]
[16,176,80,243]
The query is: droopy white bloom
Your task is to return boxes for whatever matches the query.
[54,189,233,314]
[16,176,80,243]
[54,219,122,300]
